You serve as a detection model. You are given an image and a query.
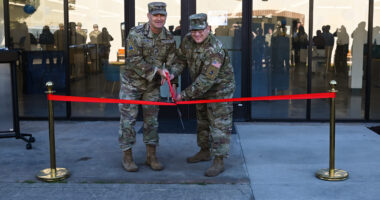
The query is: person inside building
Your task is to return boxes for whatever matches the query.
[39,25,54,51]
[89,24,101,73]
[322,25,335,69]
[54,23,65,51]
[98,27,114,66]
[333,25,349,73]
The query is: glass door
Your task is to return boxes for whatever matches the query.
[251,0,309,119]
[69,0,124,117]
[312,0,368,120]
[0,0,5,48]
[370,1,380,120]
[9,0,66,117]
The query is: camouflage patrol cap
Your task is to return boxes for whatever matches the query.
[148,2,167,16]
[189,13,208,31]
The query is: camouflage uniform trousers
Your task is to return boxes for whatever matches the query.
[119,78,160,151]
[196,93,234,157]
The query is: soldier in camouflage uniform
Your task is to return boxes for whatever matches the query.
[119,2,176,172]
[89,24,101,73]
[169,13,235,177]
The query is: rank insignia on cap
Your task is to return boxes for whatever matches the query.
[212,60,221,68]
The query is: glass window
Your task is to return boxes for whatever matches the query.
[371,2,380,120]
[69,0,124,117]
[251,0,309,119]
[0,0,5,48]
[197,0,242,98]
[9,0,66,117]
[312,0,368,120]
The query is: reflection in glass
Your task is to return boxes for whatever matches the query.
[251,0,308,119]
[0,0,5,48]
[0,63,14,131]
[9,0,66,117]
[69,0,122,117]
[370,2,380,120]
[312,0,368,120]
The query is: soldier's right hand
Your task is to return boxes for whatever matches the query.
[171,84,177,98]
[161,78,166,86]
[157,68,169,78]
[157,68,174,80]
[175,93,182,102]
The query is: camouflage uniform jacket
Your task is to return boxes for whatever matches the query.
[169,33,235,100]
[76,29,87,44]
[124,23,176,89]
[89,30,101,44]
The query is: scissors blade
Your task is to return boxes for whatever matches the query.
[176,106,185,130]
[165,72,184,130]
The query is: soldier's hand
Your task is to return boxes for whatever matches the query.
[175,94,182,101]
[171,84,177,98]
[161,78,166,85]
[157,68,169,78]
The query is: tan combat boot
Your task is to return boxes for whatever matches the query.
[205,156,224,177]
[186,148,211,163]
[146,144,164,171]
[122,149,138,172]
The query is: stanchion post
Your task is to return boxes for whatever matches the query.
[316,80,348,181]
[36,81,70,182]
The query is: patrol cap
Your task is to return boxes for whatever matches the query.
[189,13,208,31]
[77,22,82,27]
[93,24,98,28]
[148,2,167,16]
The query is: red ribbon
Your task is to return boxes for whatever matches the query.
[47,92,335,105]
[176,92,335,104]
[48,94,176,106]
[165,72,176,103]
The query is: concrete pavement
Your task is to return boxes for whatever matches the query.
[237,122,380,200]
[1,121,380,199]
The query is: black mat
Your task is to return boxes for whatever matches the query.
[368,126,380,135]
[138,120,236,134]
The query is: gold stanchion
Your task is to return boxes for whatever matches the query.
[36,82,70,182]
[316,80,348,181]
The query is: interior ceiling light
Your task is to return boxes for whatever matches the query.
[9,2,25,6]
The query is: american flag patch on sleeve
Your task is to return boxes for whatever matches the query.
[212,60,221,68]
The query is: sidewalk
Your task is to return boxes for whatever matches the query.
[237,122,380,200]
[1,121,380,200]
[0,121,252,200]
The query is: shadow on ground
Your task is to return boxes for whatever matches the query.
[368,126,380,135]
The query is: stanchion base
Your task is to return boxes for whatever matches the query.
[36,168,70,182]
[316,168,349,181]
